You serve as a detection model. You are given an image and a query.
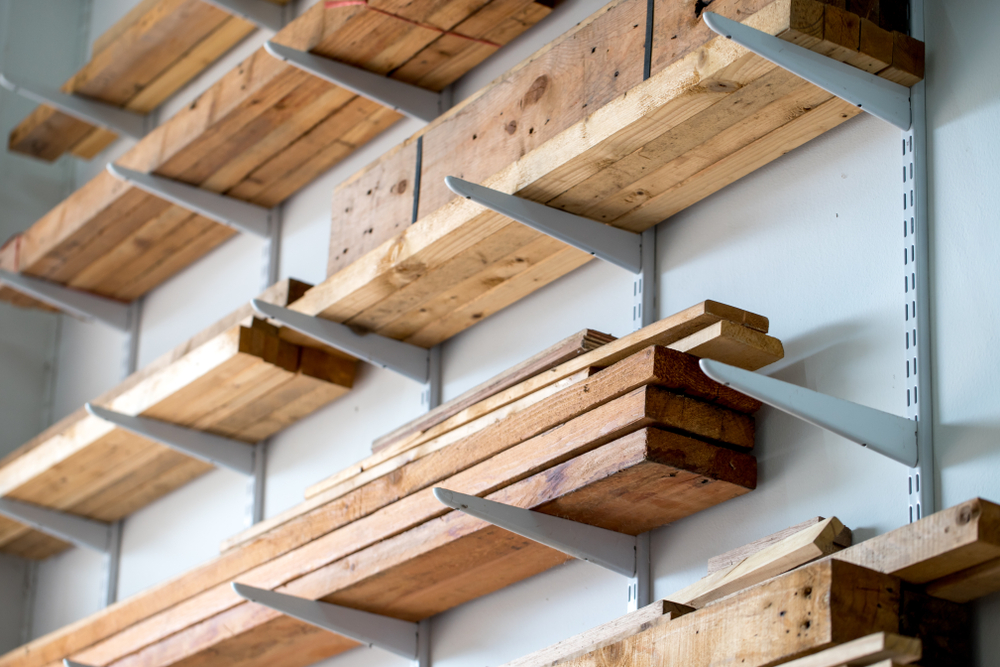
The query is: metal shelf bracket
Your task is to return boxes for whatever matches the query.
[0,73,148,139]
[0,270,131,331]
[86,404,256,475]
[701,12,912,130]
[107,164,272,238]
[264,41,443,123]
[434,488,649,610]
[232,583,424,662]
[445,177,643,273]
[699,359,918,466]
[0,499,112,553]
[252,300,431,383]
[200,0,287,32]
[64,661,93,667]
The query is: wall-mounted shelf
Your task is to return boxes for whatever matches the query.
[0,0,552,310]
[4,0,281,162]
[303,0,924,355]
[0,280,355,560]
[0,303,775,667]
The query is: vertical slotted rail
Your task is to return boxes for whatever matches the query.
[905,0,934,522]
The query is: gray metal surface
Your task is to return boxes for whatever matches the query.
[101,520,122,607]
[633,227,656,330]
[86,404,256,475]
[445,177,643,273]
[702,12,912,130]
[699,359,919,467]
[251,300,431,383]
[106,164,272,238]
[200,0,285,31]
[232,583,419,659]
[0,270,131,331]
[0,73,148,138]
[64,660,95,667]
[627,532,650,612]
[433,488,637,577]
[0,499,111,553]
[264,41,442,123]
[905,0,934,522]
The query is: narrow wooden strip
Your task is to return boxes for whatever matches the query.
[709,517,852,573]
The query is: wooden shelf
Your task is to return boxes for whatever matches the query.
[0,0,552,308]
[0,301,775,667]
[310,0,923,350]
[7,0,277,162]
[0,280,355,560]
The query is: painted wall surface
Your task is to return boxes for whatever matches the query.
[0,0,997,664]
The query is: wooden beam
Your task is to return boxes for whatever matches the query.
[774,633,921,666]
[708,516,852,573]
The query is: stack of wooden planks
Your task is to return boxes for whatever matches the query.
[7,0,271,162]
[319,0,923,349]
[0,0,552,309]
[0,280,355,560]
[0,301,777,667]
[503,499,1000,667]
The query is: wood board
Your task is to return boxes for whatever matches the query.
[318,0,922,351]
[2,0,552,309]
[0,280,354,560]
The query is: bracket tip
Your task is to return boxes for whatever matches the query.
[432,487,456,507]
[700,12,731,38]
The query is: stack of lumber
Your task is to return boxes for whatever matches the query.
[317,0,923,349]
[7,0,273,162]
[0,279,355,560]
[0,302,778,667]
[504,499,1000,667]
[0,0,552,309]
[372,327,618,452]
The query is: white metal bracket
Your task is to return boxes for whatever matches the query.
[633,227,656,331]
[445,177,643,273]
[264,41,443,123]
[251,300,431,383]
[85,404,256,475]
[200,0,287,32]
[0,498,112,553]
[0,270,131,331]
[106,164,272,238]
[64,660,95,667]
[699,359,918,466]
[434,488,649,611]
[0,73,148,139]
[701,12,912,130]
[101,520,122,606]
[232,583,425,662]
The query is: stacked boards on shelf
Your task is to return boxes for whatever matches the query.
[316,0,923,350]
[0,280,355,560]
[7,0,274,162]
[0,301,779,667]
[501,498,1000,667]
[0,0,553,310]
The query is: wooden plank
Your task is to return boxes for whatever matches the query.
[329,139,419,276]
[774,633,921,667]
[832,498,1000,585]
[503,599,695,667]
[708,516,852,573]
[668,517,849,608]
[371,328,616,452]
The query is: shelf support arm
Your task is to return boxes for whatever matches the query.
[106,164,272,238]
[251,300,430,383]
[444,177,643,273]
[0,499,112,553]
[64,660,94,667]
[232,583,421,660]
[0,73,148,139]
[86,404,256,475]
[264,42,443,123]
[0,270,131,331]
[699,359,918,466]
[200,0,286,31]
[701,12,912,130]
[433,488,637,577]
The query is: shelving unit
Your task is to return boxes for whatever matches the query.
[4,0,280,162]
[0,302,778,667]
[0,280,355,560]
[0,0,553,309]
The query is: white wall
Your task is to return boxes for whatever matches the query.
[4,0,999,664]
